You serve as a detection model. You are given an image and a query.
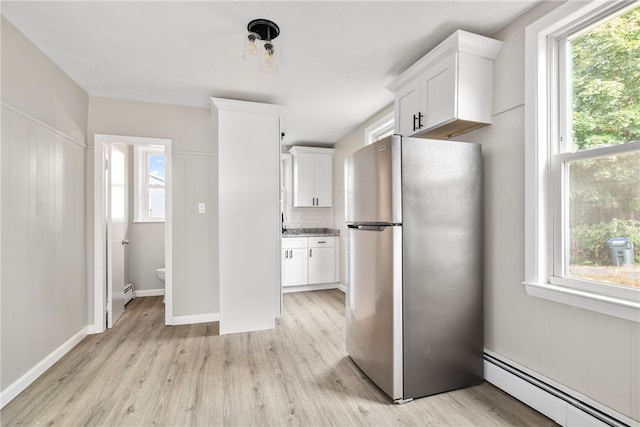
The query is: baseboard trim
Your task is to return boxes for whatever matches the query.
[282,283,341,294]
[336,282,347,293]
[484,352,632,427]
[172,313,219,325]
[87,323,104,334]
[1,326,88,408]
[134,288,164,297]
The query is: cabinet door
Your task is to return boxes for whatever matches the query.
[281,249,290,285]
[293,152,316,207]
[395,79,421,137]
[314,154,333,207]
[308,247,336,284]
[421,52,457,130]
[283,248,308,287]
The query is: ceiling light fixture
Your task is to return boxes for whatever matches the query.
[243,18,280,74]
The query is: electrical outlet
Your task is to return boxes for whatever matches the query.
[198,203,206,214]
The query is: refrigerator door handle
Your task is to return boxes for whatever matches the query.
[348,224,392,232]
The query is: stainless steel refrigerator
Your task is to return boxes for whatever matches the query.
[345,135,483,403]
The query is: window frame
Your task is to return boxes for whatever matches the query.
[133,145,166,223]
[524,0,639,323]
[364,111,395,145]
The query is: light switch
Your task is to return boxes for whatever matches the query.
[198,203,206,214]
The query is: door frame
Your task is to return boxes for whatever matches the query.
[92,134,173,333]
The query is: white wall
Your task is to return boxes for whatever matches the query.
[1,16,89,391]
[86,97,218,318]
[126,223,164,292]
[450,2,639,422]
[214,99,283,334]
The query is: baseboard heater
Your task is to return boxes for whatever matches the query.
[124,283,135,306]
[483,353,630,427]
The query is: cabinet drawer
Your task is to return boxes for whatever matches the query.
[282,237,308,249]
[308,236,335,248]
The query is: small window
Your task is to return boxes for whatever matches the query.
[365,111,395,145]
[134,145,166,222]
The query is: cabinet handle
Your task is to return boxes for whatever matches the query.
[413,114,418,131]
[289,250,293,258]
[418,112,424,129]
[309,248,313,258]
[317,241,326,244]
[285,250,288,259]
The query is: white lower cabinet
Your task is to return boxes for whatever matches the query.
[282,236,337,288]
[282,248,308,286]
[282,238,308,287]
[308,237,337,284]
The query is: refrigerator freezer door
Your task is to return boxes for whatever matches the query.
[345,136,401,224]
[346,224,403,401]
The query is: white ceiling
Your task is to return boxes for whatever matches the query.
[1,1,538,146]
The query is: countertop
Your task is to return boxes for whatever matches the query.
[282,228,340,238]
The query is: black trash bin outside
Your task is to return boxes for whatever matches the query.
[607,237,635,266]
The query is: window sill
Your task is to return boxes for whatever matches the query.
[523,281,640,323]
[132,219,165,224]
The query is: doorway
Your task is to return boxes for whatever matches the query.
[93,134,173,333]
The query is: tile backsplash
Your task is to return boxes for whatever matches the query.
[285,207,333,229]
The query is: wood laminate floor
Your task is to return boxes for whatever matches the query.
[1,290,555,426]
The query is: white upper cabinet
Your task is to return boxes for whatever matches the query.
[387,30,502,139]
[396,78,421,137]
[289,146,334,207]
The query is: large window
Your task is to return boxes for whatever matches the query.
[134,145,166,222]
[559,4,640,288]
[525,1,639,321]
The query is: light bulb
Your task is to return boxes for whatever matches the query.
[260,41,279,74]
[242,32,260,62]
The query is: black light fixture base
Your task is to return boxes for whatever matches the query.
[247,19,280,41]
